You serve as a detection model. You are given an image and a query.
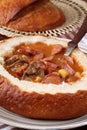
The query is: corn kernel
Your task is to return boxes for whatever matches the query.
[75,72,81,78]
[35,76,42,82]
[58,69,69,78]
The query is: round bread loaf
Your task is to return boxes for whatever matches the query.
[0,36,87,119]
[0,0,37,25]
[0,0,65,32]
[7,0,65,32]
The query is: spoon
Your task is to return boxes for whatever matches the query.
[65,15,87,56]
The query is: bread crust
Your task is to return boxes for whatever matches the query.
[0,36,87,119]
[0,0,65,32]
[7,0,65,32]
[0,0,37,25]
[0,75,87,119]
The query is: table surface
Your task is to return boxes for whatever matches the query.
[0,0,87,130]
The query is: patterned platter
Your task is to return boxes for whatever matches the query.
[0,0,87,37]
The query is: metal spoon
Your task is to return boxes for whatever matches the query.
[65,15,87,56]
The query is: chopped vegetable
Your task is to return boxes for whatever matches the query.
[75,72,81,78]
[35,76,42,82]
[58,69,69,78]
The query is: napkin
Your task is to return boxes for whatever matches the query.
[78,33,87,53]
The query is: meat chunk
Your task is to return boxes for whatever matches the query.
[5,55,20,65]
[22,61,46,80]
[64,56,74,65]
[17,46,38,56]
[42,73,62,85]
[5,55,29,76]
[51,44,63,55]
[34,52,44,60]
[42,56,54,62]
[20,55,29,63]
[5,55,29,65]
[15,63,28,76]
[61,61,75,75]
[42,61,58,73]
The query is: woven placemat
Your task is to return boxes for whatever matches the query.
[0,0,87,37]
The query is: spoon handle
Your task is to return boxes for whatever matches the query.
[65,15,87,56]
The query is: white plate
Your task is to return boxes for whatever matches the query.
[0,0,87,37]
[78,33,87,54]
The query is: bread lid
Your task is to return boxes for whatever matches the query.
[0,0,87,37]
[0,0,37,25]
[7,0,65,32]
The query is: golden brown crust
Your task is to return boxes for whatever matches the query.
[0,0,37,25]
[0,74,87,119]
[7,0,65,32]
[0,36,87,120]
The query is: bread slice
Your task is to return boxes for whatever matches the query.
[0,36,87,119]
[7,0,65,32]
[0,0,37,25]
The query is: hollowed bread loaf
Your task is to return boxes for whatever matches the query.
[0,36,87,119]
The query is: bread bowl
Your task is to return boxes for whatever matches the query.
[0,35,87,120]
